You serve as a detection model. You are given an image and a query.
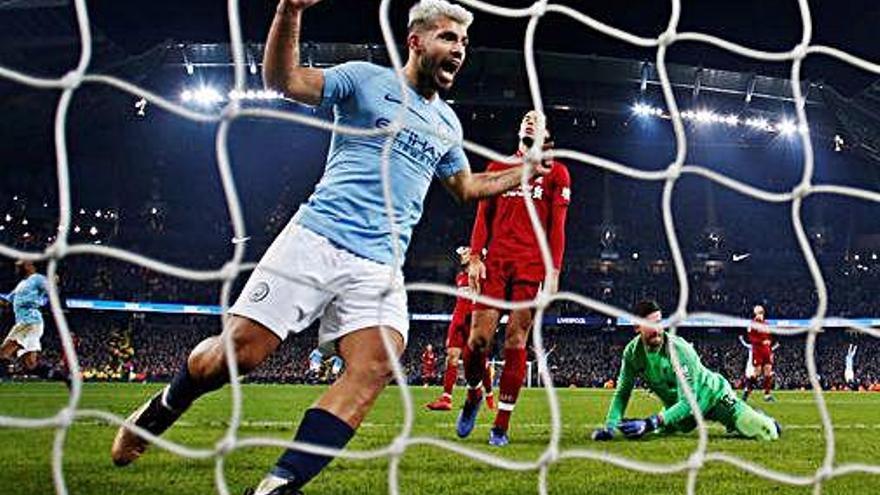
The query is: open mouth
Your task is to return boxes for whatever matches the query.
[438,59,460,81]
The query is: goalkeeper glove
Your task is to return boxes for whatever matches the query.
[619,415,661,439]
[591,427,615,441]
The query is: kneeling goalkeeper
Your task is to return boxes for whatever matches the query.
[592,300,780,442]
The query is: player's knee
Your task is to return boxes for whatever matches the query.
[507,311,533,336]
[504,331,528,349]
[468,333,491,353]
[447,348,461,362]
[0,344,14,360]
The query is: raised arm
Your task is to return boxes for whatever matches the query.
[263,0,327,105]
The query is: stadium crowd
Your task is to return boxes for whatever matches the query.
[2,194,880,392]
[18,311,879,392]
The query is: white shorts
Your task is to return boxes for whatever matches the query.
[845,369,855,382]
[3,322,44,354]
[229,223,409,353]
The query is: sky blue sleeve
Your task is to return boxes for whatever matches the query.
[36,275,49,306]
[321,61,377,108]
[436,144,468,179]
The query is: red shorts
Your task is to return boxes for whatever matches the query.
[446,313,471,349]
[474,257,544,311]
[752,345,773,367]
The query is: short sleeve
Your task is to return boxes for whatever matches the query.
[320,61,381,108]
[553,164,572,206]
[435,145,469,179]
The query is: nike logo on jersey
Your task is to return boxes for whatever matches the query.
[383,93,403,104]
[732,253,751,262]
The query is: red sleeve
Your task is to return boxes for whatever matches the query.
[549,163,571,269]
[469,162,498,256]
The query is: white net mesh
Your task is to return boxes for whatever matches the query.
[1,0,880,494]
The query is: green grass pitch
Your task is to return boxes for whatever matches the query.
[1,383,879,494]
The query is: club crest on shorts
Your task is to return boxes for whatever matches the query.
[249,281,270,302]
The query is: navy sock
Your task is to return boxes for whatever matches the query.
[32,363,53,379]
[163,361,225,412]
[271,408,355,489]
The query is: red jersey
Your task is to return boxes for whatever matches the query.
[748,319,773,349]
[450,271,474,322]
[421,350,437,377]
[446,271,475,348]
[470,155,571,268]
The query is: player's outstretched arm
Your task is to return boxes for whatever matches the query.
[442,159,551,203]
[263,0,326,105]
[592,347,636,441]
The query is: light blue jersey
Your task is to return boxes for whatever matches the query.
[6,273,48,325]
[846,348,856,369]
[308,348,323,371]
[295,61,468,266]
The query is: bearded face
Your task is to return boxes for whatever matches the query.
[412,17,467,92]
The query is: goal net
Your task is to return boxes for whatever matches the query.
[1,1,880,494]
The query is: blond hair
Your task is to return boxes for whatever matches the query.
[408,0,473,31]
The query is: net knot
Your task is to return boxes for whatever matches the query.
[792,43,809,60]
[220,102,242,121]
[57,407,75,428]
[539,445,559,465]
[534,290,552,310]
[665,164,682,181]
[220,261,240,281]
[388,436,407,457]
[45,238,68,260]
[815,465,832,482]
[667,309,686,328]
[529,1,548,17]
[792,182,811,199]
[687,452,705,470]
[657,29,676,47]
[60,70,83,89]
[215,435,236,456]
[385,120,404,135]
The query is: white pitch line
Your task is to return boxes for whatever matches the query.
[28,419,880,431]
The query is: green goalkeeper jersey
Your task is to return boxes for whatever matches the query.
[604,334,732,430]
